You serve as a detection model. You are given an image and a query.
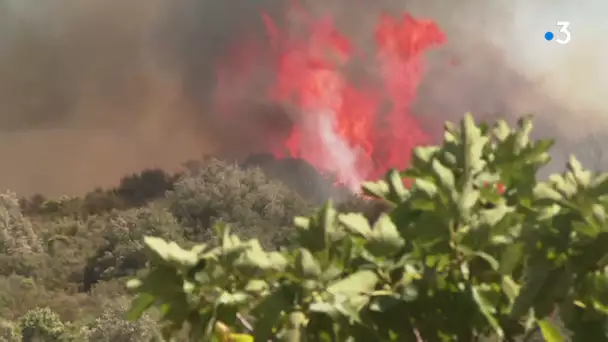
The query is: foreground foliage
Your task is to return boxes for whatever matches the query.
[128,114,608,341]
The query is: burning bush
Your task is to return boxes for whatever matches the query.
[213,6,445,191]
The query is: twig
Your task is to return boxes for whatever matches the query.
[236,312,254,332]
[236,313,276,342]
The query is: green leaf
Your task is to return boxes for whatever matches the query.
[143,236,200,267]
[461,113,488,173]
[367,214,405,257]
[501,276,520,301]
[143,236,171,261]
[457,246,499,271]
[279,311,308,342]
[432,159,455,191]
[228,333,255,342]
[472,285,504,338]
[538,319,565,342]
[386,169,408,202]
[339,213,372,238]
[499,242,524,275]
[244,280,268,294]
[332,294,368,323]
[537,204,561,221]
[217,291,250,306]
[126,293,156,321]
[592,204,606,223]
[294,248,322,278]
[296,202,339,253]
[462,113,481,141]
[293,216,310,230]
[368,295,402,312]
[479,204,513,226]
[566,155,591,187]
[183,280,195,294]
[549,174,578,198]
[597,252,608,269]
[398,283,419,301]
[234,245,274,276]
[252,287,291,341]
[514,116,533,147]
[267,252,288,272]
[572,221,600,239]
[444,121,458,141]
[126,279,142,290]
[328,270,379,297]
[362,180,390,199]
[218,223,236,250]
[411,146,439,167]
[308,301,340,318]
[320,200,338,236]
[413,178,438,198]
[533,183,563,202]
[492,120,510,141]
[588,173,608,198]
[458,187,480,217]
[510,263,552,319]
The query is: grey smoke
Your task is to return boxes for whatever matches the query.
[0,0,604,195]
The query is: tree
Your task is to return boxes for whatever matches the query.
[0,191,42,255]
[83,204,186,291]
[115,169,177,207]
[19,307,66,342]
[167,158,313,248]
[81,299,158,342]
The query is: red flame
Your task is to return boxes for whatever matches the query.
[215,6,445,190]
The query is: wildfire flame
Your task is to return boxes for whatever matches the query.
[215,5,445,191]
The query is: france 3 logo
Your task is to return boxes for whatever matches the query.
[544,21,571,45]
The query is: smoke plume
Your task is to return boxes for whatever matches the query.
[0,0,604,195]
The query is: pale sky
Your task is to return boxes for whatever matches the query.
[496,0,608,113]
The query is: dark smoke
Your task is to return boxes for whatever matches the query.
[0,0,601,195]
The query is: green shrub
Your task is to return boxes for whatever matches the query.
[0,275,48,320]
[83,204,187,291]
[81,298,158,342]
[19,307,66,342]
[167,158,312,248]
[127,114,608,341]
[0,318,19,342]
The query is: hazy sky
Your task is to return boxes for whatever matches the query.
[503,0,607,112]
[0,0,606,194]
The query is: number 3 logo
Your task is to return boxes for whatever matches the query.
[556,21,571,45]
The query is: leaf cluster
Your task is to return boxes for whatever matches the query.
[127,114,608,341]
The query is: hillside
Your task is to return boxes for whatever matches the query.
[0,156,376,340]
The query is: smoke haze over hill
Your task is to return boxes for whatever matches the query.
[0,0,605,195]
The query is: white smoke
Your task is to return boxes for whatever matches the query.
[313,109,365,191]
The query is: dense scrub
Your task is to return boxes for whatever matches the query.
[0,156,335,340]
